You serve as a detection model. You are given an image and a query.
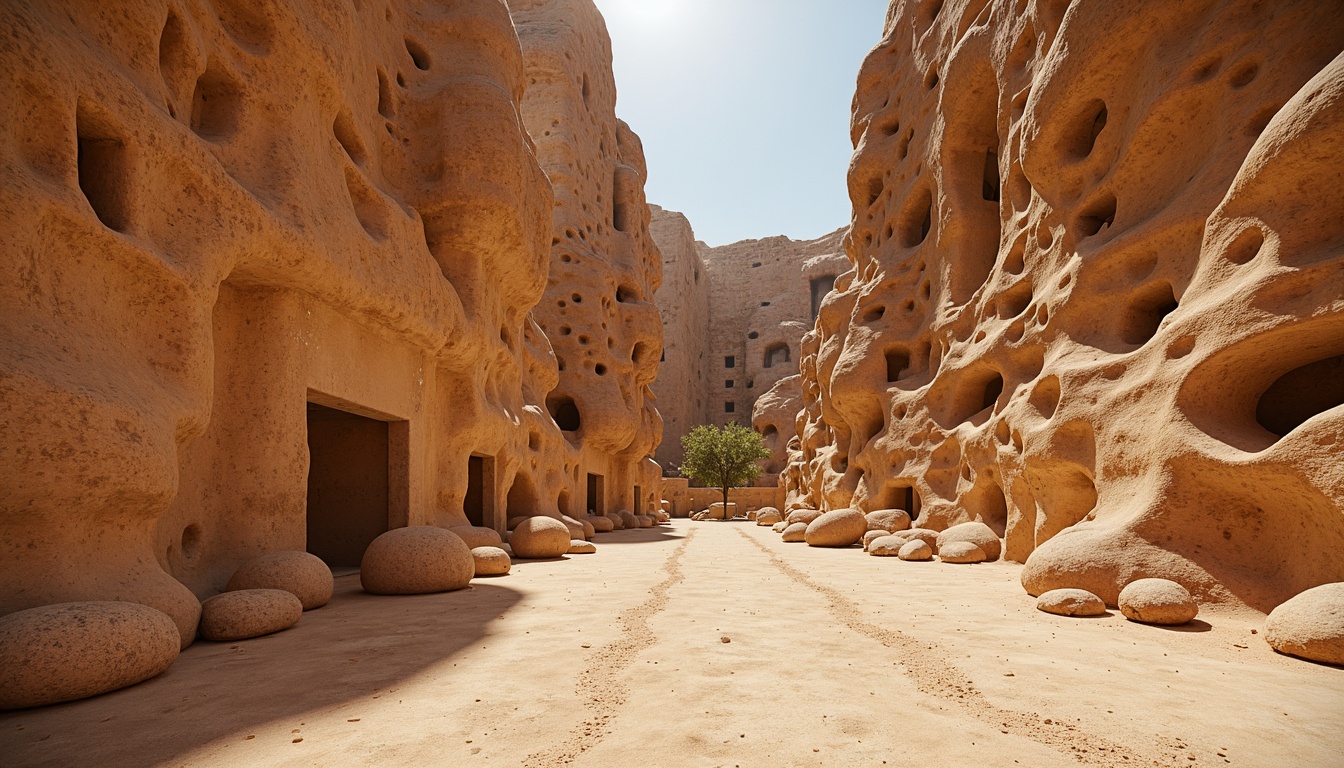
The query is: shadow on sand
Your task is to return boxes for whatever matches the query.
[0,576,522,767]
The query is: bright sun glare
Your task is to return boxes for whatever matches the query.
[599,0,685,28]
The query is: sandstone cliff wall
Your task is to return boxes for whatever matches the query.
[509,0,664,517]
[0,0,660,645]
[648,205,711,471]
[787,0,1344,611]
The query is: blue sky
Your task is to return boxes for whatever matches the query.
[590,0,891,246]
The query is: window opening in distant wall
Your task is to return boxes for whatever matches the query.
[586,473,605,515]
[725,356,735,368]
[725,402,735,413]
[725,380,735,388]
[764,343,790,369]
[464,454,495,528]
[633,485,642,514]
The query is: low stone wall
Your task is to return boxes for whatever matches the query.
[662,478,784,517]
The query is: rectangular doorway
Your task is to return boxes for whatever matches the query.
[306,403,392,568]
[464,454,495,528]
[633,485,642,514]
[586,473,605,516]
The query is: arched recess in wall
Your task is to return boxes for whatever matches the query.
[942,56,1002,304]
[506,472,540,517]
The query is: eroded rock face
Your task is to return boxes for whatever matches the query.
[0,0,561,637]
[785,0,1344,611]
[509,0,664,520]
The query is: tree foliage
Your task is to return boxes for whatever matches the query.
[679,423,771,513]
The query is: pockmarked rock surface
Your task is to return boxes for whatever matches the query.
[1037,589,1107,617]
[226,552,334,611]
[199,589,303,642]
[1264,582,1344,665]
[360,527,474,596]
[804,508,867,547]
[0,602,180,709]
[1118,579,1199,626]
[510,517,572,559]
[782,0,1344,613]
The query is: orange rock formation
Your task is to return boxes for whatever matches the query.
[0,0,660,654]
[786,0,1344,610]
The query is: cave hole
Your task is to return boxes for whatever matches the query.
[981,373,1004,413]
[982,148,1000,202]
[405,36,430,70]
[76,112,130,232]
[885,348,910,383]
[547,395,581,432]
[899,187,933,247]
[1256,354,1344,438]
[1070,100,1107,158]
[334,109,367,165]
[863,305,886,323]
[1077,193,1116,238]
[764,343,790,369]
[190,62,243,140]
[377,68,396,118]
[1120,282,1178,346]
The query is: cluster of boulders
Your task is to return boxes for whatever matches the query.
[754,506,1344,668]
[0,511,673,710]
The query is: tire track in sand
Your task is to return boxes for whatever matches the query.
[522,527,696,767]
[736,528,1172,767]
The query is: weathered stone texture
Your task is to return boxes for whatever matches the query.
[785,0,1344,611]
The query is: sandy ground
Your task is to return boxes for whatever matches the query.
[2,520,1341,767]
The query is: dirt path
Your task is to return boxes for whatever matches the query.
[1,520,1340,767]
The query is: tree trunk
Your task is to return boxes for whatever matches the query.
[722,483,729,520]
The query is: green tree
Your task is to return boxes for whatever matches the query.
[679,423,771,518]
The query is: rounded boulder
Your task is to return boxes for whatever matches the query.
[862,530,889,551]
[865,509,912,533]
[903,529,940,552]
[898,540,934,561]
[471,546,511,576]
[1036,589,1107,617]
[511,517,572,559]
[567,540,597,554]
[200,589,302,642]
[756,508,783,526]
[1265,582,1344,665]
[0,601,180,709]
[560,515,587,540]
[1118,579,1198,625]
[588,515,615,533]
[867,535,907,556]
[361,526,475,595]
[939,541,987,564]
[936,522,1001,561]
[772,521,788,533]
[805,508,867,547]
[620,511,639,530]
[605,513,625,530]
[226,551,334,610]
[449,525,504,550]
[781,522,808,542]
[786,509,823,526]
[638,515,654,528]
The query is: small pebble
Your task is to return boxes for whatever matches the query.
[721,636,731,643]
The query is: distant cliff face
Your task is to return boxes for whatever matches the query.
[787,0,1344,610]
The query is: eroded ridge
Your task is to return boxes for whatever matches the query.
[523,529,696,766]
[735,528,1166,767]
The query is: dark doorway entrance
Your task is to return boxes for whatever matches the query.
[586,473,605,515]
[465,455,486,527]
[633,485,642,514]
[306,403,390,568]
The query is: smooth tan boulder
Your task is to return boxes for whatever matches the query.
[1118,579,1199,625]
[0,601,180,709]
[1265,582,1344,665]
[471,546,511,576]
[937,522,1001,561]
[449,525,505,550]
[605,513,625,530]
[567,540,597,554]
[898,540,934,561]
[865,509,912,533]
[772,521,789,533]
[939,541,987,564]
[805,508,867,547]
[862,530,889,550]
[507,516,530,531]
[588,515,614,533]
[361,526,474,595]
[867,535,908,556]
[511,517,572,559]
[226,551,334,611]
[747,510,758,521]
[781,522,808,542]
[560,515,587,540]
[619,511,639,529]
[200,589,302,642]
[786,508,823,525]
[580,518,597,538]
[638,514,654,528]
[903,529,940,551]
[708,502,736,520]
[756,508,783,526]
[1037,589,1107,617]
